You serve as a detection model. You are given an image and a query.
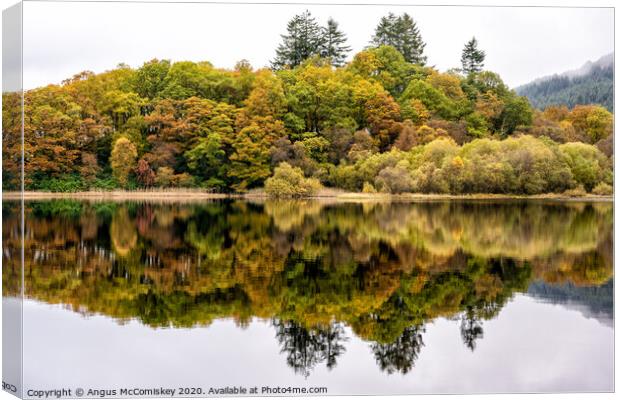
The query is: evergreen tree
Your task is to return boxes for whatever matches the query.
[371,13,399,48]
[371,13,426,65]
[396,13,427,65]
[320,18,351,67]
[271,10,323,70]
[461,37,486,74]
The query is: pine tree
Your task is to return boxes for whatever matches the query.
[370,13,426,65]
[461,37,486,74]
[371,13,399,48]
[320,18,352,67]
[271,10,323,69]
[396,13,427,65]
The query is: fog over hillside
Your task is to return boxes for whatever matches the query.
[516,53,613,111]
[527,279,613,327]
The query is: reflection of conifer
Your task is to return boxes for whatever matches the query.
[460,308,484,351]
[273,319,347,377]
[371,325,425,375]
[324,323,347,369]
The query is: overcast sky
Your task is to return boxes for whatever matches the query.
[21,1,614,89]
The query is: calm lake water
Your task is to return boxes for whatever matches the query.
[2,199,614,395]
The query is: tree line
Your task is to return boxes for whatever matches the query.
[1,11,613,195]
[271,10,484,73]
[516,64,614,112]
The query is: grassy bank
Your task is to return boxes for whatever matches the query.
[2,189,613,203]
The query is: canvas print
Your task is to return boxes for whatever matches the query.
[1,1,614,397]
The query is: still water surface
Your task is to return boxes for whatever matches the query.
[3,199,614,394]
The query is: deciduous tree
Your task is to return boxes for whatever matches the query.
[110,137,138,188]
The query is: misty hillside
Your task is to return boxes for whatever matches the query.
[516,53,613,111]
[527,279,613,327]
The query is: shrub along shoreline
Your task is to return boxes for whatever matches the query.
[3,189,612,202]
[261,134,613,198]
[8,132,611,200]
[5,132,613,201]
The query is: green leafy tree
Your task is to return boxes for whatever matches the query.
[132,59,171,99]
[184,133,227,189]
[348,45,423,96]
[499,96,533,136]
[461,37,486,74]
[283,63,355,133]
[559,142,611,191]
[265,162,322,197]
[399,79,458,120]
[229,117,287,191]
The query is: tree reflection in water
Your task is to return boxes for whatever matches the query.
[274,320,347,377]
[2,199,613,376]
[372,325,425,374]
[460,309,484,351]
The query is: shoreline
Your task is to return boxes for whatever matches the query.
[2,190,614,203]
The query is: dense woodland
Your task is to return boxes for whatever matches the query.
[2,11,614,195]
[517,62,614,112]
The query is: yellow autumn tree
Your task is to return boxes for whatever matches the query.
[110,137,138,188]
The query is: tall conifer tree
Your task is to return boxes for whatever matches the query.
[271,10,323,69]
[370,13,426,65]
[396,14,427,65]
[371,13,399,48]
[461,37,486,74]
[320,18,352,67]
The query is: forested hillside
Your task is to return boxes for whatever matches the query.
[2,11,613,196]
[516,54,613,112]
[528,279,613,326]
